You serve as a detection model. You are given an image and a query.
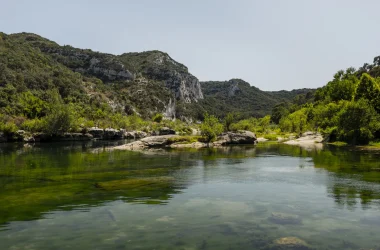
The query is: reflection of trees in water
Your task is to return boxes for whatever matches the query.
[329,184,380,210]
[312,146,380,209]
[1,142,380,226]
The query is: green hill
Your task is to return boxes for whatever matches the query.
[0,31,314,134]
[200,79,314,118]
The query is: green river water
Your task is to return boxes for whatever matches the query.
[0,141,380,249]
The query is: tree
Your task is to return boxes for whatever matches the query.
[224,112,240,131]
[43,105,75,135]
[259,115,271,134]
[355,73,380,112]
[200,113,224,143]
[271,103,289,124]
[338,99,379,145]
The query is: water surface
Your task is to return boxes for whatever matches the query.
[1,141,380,249]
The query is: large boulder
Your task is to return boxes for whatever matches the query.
[114,135,176,150]
[88,127,104,139]
[104,128,123,140]
[61,133,93,141]
[215,130,257,145]
[125,131,148,139]
[88,128,124,140]
[271,237,311,250]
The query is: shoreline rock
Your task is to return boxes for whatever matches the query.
[283,131,323,149]
[114,130,257,151]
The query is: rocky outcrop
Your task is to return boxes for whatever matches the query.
[271,237,311,250]
[124,131,148,139]
[214,131,257,145]
[166,72,203,103]
[115,131,257,151]
[159,127,176,135]
[284,131,323,150]
[104,128,124,140]
[87,57,134,81]
[142,52,204,103]
[32,133,93,142]
[88,128,124,140]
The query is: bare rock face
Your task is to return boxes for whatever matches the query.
[271,237,311,250]
[166,72,204,103]
[214,131,257,145]
[88,57,134,81]
[143,52,204,104]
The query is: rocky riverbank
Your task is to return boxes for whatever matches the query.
[114,131,257,151]
[0,126,179,143]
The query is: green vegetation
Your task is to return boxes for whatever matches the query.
[200,113,224,142]
[152,113,163,123]
[270,60,380,145]
[2,31,380,146]
[200,79,314,118]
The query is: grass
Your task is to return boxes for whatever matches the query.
[328,141,348,146]
[327,141,348,146]
[167,135,202,144]
[369,141,380,147]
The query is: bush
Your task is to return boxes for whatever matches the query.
[152,113,163,123]
[200,113,224,142]
[263,134,278,141]
[20,119,45,132]
[167,136,200,144]
[0,122,18,135]
[42,105,76,135]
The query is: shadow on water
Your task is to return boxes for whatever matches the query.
[1,141,380,228]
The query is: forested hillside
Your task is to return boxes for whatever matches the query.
[201,79,314,118]
[0,31,310,137]
[272,57,380,145]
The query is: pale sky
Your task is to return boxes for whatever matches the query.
[1,0,380,90]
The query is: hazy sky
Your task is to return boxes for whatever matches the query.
[1,0,380,91]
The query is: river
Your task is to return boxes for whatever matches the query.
[0,141,379,249]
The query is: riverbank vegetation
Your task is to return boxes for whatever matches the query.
[271,59,380,145]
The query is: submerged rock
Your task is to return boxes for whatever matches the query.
[269,212,302,225]
[271,237,311,250]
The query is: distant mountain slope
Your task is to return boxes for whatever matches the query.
[0,31,314,122]
[200,79,314,118]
